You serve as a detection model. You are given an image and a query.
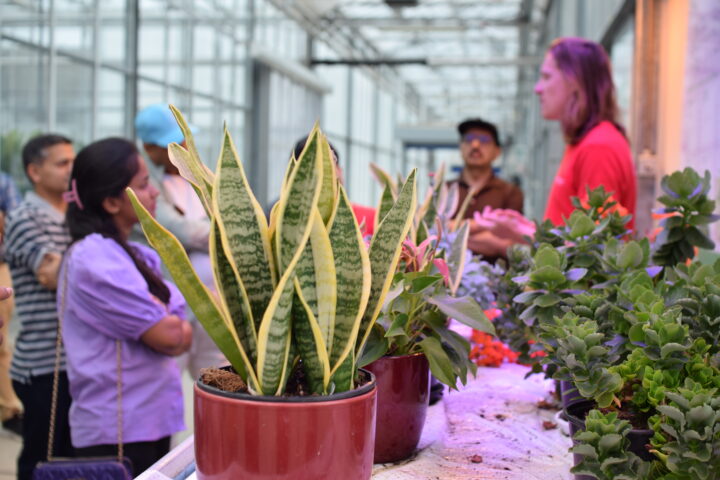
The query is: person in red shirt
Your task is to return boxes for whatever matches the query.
[534,37,637,230]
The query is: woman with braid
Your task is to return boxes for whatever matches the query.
[58,138,192,474]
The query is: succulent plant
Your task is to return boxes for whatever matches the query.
[653,168,717,267]
[571,409,649,479]
[655,385,720,479]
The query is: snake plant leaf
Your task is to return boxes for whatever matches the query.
[168,106,214,209]
[256,269,295,395]
[274,125,323,274]
[329,349,355,392]
[448,221,470,295]
[454,183,480,221]
[375,184,395,228]
[357,169,417,356]
[167,143,199,188]
[127,188,257,389]
[209,220,258,365]
[292,277,331,394]
[316,133,337,226]
[370,162,398,198]
[420,163,445,228]
[214,127,276,329]
[281,154,297,194]
[309,210,337,350]
[442,182,460,225]
[328,185,371,377]
[166,142,213,216]
[257,126,322,395]
[294,209,337,353]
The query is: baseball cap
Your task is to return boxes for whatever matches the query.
[457,118,501,147]
[135,104,196,147]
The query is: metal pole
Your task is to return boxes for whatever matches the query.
[125,0,139,138]
[91,0,101,140]
[48,0,56,131]
[344,67,354,198]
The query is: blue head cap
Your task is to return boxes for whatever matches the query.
[135,104,195,147]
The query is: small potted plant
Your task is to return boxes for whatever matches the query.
[129,107,417,480]
[361,166,495,463]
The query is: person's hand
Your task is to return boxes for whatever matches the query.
[36,252,62,290]
[0,286,12,346]
[473,206,536,244]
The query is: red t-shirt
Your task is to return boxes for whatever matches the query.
[351,204,376,237]
[544,121,637,230]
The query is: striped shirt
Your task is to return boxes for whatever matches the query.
[0,172,22,262]
[5,191,71,383]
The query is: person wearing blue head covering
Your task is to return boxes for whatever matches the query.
[133,104,225,382]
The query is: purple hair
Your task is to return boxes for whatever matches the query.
[549,37,625,144]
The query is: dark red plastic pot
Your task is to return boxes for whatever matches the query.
[365,353,430,463]
[194,370,377,480]
[565,400,654,480]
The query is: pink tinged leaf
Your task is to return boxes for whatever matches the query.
[433,258,450,286]
[416,235,438,269]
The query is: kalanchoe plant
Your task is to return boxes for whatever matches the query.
[540,313,622,407]
[571,410,649,480]
[128,107,417,396]
[653,168,718,267]
[512,243,588,326]
[361,163,496,389]
[519,169,720,479]
[654,385,720,479]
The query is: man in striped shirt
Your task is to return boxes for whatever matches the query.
[4,135,75,480]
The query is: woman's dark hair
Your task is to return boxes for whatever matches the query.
[549,37,625,145]
[293,135,339,163]
[66,137,170,304]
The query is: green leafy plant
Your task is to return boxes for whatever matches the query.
[541,313,622,407]
[653,168,718,266]
[129,107,417,396]
[361,164,496,389]
[571,410,649,480]
[654,384,720,479]
[514,169,720,479]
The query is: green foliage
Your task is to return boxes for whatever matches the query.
[655,384,720,479]
[365,163,496,389]
[131,111,417,396]
[653,168,717,266]
[494,169,720,478]
[571,410,650,479]
[541,313,622,407]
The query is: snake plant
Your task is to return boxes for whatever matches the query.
[127,106,416,396]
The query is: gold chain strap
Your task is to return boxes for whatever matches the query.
[48,247,124,463]
[116,340,123,460]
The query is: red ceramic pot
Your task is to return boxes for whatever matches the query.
[365,353,430,463]
[194,370,377,480]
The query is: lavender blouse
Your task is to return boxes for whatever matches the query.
[58,234,186,448]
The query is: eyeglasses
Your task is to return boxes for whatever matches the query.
[462,133,494,145]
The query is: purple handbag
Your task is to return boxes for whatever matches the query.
[33,258,132,480]
[33,457,133,480]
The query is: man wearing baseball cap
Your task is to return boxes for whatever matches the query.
[449,117,524,262]
[134,104,224,380]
